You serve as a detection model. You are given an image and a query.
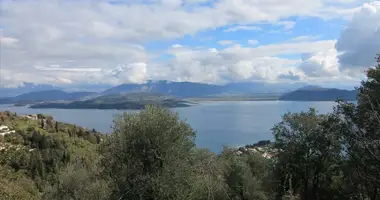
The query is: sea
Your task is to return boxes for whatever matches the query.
[0,101,339,152]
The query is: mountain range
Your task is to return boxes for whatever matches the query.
[0,81,358,104]
[0,90,96,104]
[0,82,61,97]
[30,92,192,109]
[101,80,309,97]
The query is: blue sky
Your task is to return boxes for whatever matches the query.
[147,17,343,49]
[0,0,379,88]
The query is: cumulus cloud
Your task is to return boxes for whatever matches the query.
[0,0,369,87]
[299,48,340,77]
[154,40,342,84]
[104,63,149,84]
[278,71,303,81]
[336,1,380,69]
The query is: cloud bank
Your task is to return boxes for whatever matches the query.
[0,0,378,88]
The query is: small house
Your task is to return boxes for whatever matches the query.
[0,125,15,136]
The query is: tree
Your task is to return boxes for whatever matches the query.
[55,121,59,133]
[0,166,40,200]
[77,129,84,137]
[272,108,343,200]
[85,134,98,144]
[101,105,200,200]
[40,119,44,129]
[43,162,111,200]
[335,54,380,200]
[219,148,270,200]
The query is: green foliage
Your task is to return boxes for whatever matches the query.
[270,55,380,200]
[272,108,344,199]
[42,161,111,200]
[332,54,380,200]
[0,111,104,199]
[220,149,270,200]
[101,105,198,199]
[0,166,40,200]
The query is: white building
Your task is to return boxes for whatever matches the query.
[23,114,38,120]
[0,125,9,131]
[0,125,15,136]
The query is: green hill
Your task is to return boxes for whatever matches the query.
[279,88,358,101]
[0,111,105,199]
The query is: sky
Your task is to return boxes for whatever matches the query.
[0,0,379,89]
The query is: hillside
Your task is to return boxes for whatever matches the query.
[0,90,96,104]
[280,88,358,101]
[30,92,193,109]
[0,111,104,199]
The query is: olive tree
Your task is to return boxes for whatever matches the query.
[101,105,221,200]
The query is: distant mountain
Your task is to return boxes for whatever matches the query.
[61,83,113,93]
[0,82,61,97]
[280,88,358,101]
[30,92,192,109]
[103,80,309,97]
[103,80,223,97]
[297,85,325,91]
[0,90,96,104]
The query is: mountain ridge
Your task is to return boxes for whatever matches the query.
[102,81,312,97]
[30,92,192,109]
[280,88,358,101]
[0,90,96,104]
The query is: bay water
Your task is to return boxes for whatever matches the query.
[0,101,337,152]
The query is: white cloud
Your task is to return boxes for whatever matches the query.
[104,63,149,84]
[290,35,320,42]
[34,66,102,72]
[336,1,380,69]
[248,40,259,45]
[299,48,341,77]
[0,0,370,86]
[153,40,342,84]
[224,26,262,32]
[172,44,183,48]
[222,40,336,58]
[218,40,235,45]
[0,30,19,47]
[184,0,211,4]
[276,21,296,30]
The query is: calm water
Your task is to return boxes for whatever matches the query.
[0,101,337,152]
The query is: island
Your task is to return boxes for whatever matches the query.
[13,103,28,107]
[279,87,358,101]
[30,92,194,109]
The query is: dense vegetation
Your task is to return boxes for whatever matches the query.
[1,55,380,200]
